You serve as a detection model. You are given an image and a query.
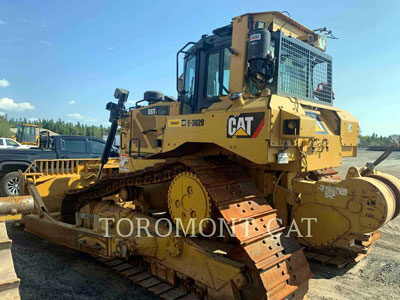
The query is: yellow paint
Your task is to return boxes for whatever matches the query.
[0,214,22,222]
[233,127,249,137]
[167,172,211,234]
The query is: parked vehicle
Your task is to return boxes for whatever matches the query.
[15,123,40,146]
[0,135,119,196]
[102,134,120,148]
[0,138,31,149]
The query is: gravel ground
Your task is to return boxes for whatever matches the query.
[6,149,400,299]
[7,223,157,300]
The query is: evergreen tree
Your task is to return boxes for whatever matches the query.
[0,116,11,137]
[4,118,110,138]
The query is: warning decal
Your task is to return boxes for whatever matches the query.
[250,33,261,42]
[168,119,182,127]
[305,111,328,135]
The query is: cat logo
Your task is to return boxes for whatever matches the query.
[227,112,265,138]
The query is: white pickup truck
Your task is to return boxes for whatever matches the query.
[0,138,31,149]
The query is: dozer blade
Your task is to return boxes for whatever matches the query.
[0,195,34,300]
[0,222,20,300]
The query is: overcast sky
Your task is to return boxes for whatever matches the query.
[0,0,399,135]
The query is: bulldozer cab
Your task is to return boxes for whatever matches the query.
[15,124,39,146]
[121,11,355,171]
[177,28,232,114]
[177,11,333,114]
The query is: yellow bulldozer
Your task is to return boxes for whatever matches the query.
[14,124,40,147]
[4,11,400,300]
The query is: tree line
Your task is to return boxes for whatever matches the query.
[0,116,111,139]
[359,133,399,147]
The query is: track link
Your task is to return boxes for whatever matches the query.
[96,256,200,300]
[62,157,312,299]
[183,158,311,300]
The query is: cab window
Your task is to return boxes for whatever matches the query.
[16,125,22,140]
[222,48,232,95]
[25,126,36,143]
[206,48,231,98]
[61,139,87,153]
[183,56,196,105]
[90,140,105,154]
[206,52,220,98]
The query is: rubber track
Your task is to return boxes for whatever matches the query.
[62,157,312,299]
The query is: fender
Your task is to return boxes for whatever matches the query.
[0,160,31,174]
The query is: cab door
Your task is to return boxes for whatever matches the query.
[181,55,198,114]
[180,37,232,115]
